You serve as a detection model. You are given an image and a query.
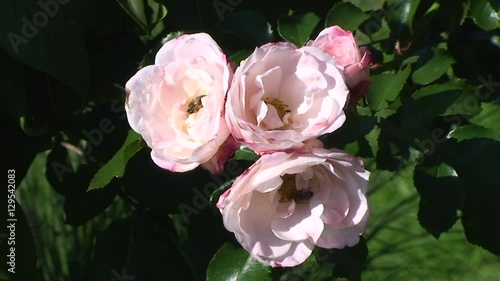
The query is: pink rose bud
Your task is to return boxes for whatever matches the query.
[308,26,372,107]
[217,148,370,267]
[125,33,233,172]
[225,42,349,154]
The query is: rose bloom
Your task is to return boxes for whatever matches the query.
[217,145,370,267]
[225,42,349,154]
[308,25,372,106]
[125,33,235,173]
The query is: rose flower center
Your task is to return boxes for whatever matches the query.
[187,89,207,115]
[264,97,291,120]
[278,174,313,204]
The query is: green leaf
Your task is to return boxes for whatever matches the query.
[221,10,274,46]
[326,2,370,31]
[168,214,189,245]
[322,110,377,151]
[446,137,499,196]
[366,125,381,157]
[376,129,413,170]
[140,31,184,67]
[355,17,391,45]
[345,0,386,11]
[278,12,320,47]
[277,254,325,281]
[318,237,368,280]
[407,0,422,30]
[450,125,500,142]
[367,66,411,111]
[441,85,482,116]
[116,0,168,33]
[412,48,455,85]
[209,178,235,207]
[387,88,462,140]
[233,146,259,161]
[469,0,500,31]
[17,151,115,278]
[445,139,500,255]
[230,49,253,65]
[88,131,143,190]
[412,80,466,99]
[0,0,89,99]
[207,242,271,281]
[413,168,465,239]
[468,102,500,130]
[385,0,420,43]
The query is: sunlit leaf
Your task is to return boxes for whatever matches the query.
[207,242,271,281]
[116,0,168,33]
[233,147,259,161]
[441,85,483,116]
[367,66,411,111]
[278,12,320,46]
[326,2,370,31]
[412,80,466,99]
[345,0,386,11]
[468,102,500,130]
[385,0,421,43]
[470,0,500,30]
[88,130,143,190]
[277,254,325,281]
[450,125,500,142]
[412,48,455,85]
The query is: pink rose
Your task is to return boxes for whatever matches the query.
[308,26,372,106]
[217,147,370,267]
[225,42,349,153]
[125,33,234,173]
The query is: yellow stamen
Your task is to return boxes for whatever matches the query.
[264,97,290,120]
[278,174,313,204]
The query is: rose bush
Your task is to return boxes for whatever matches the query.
[125,29,371,269]
[125,33,235,173]
[308,25,372,106]
[217,146,370,267]
[225,42,349,153]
